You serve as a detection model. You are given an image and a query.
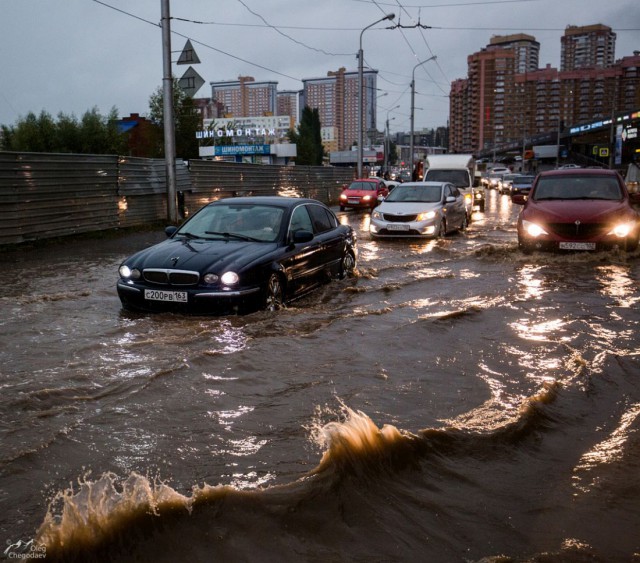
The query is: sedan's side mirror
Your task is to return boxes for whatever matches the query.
[511,194,528,205]
[445,196,456,203]
[377,194,385,202]
[291,229,314,244]
[165,226,178,237]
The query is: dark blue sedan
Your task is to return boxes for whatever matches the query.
[117,197,357,314]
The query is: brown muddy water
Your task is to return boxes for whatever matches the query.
[1,190,640,562]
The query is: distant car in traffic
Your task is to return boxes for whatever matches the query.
[510,174,536,196]
[486,172,505,190]
[498,173,520,194]
[339,178,389,211]
[511,169,640,252]
[117,197,358,314]
[558,163,581,169]
[370,181,467,238]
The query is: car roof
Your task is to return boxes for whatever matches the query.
[212,196,324,209]
[538,168,618,178]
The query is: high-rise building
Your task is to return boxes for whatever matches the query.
[561,24,616,71]
[210,76,278,117]
[276,90,301,126]
[489,34,540,73]
[302,67,379,151]
[449,25,638,155]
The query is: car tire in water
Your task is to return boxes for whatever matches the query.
[264,273,285,311]
[437,219,447,238]
[459,213,468,232]
[339,251,357,279]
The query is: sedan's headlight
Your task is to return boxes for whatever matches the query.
[371,210,383,220]
[220,271,239,285]
[522,220,548,238]
[362,195,372,201]
[203,273,219,284]
[119,265,141,279]
[608,222,635,238]
[416,210,437,221]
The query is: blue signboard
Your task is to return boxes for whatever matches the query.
[214,145,271,156]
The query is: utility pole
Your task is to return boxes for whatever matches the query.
[161,0,178,223]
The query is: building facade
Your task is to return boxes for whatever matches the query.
[302,67,379,152]
[561,24,616,71]
[210,76,278,117]
[449,24,639,155]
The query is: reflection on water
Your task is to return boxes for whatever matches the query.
[572,402,640,494]
[514,265,547,300]
[595,265,639,308]
[510,317,569,342]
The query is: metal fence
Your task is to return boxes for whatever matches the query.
[0,151,354,245]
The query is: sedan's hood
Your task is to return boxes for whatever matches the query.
[125,237,278,272]
[377,201,441,214]
[524,200,635,223]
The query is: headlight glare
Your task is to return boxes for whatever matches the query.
[523,220,548,238]
[417,211,437,221]
[609,223,634,238]
[119,265,140,279]
[220,271,239,285]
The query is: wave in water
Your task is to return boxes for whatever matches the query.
[36,384,559,562]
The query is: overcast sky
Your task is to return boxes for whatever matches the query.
[1,0,638,134]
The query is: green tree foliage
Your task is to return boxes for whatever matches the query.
[0,107,127,154]
[148,79,200,160]
[288,106,324,166]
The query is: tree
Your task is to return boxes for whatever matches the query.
[288,106,324,166]
[148,79,200,160]
[0,107,127,154]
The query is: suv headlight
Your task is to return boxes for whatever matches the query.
[608,222,635,238]
[522,220,548,238]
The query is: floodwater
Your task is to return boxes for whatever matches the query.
[1,190,640,562]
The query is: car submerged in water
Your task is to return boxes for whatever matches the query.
[369,181,468,239]
[512,169,640,252]
[117,197,358,314]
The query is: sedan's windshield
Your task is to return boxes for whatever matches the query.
[513,175,534,184]
[177,204,284,242]
[385,185,443,203]
[533,176,622,201]
[348,181,377,191]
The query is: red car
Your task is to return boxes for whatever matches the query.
[512,169,640,252]
[339,178,389,211]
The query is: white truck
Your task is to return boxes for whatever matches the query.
[423,154,483,214]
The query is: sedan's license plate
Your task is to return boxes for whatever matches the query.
[387,224,410,231]
[144,289,188,302]
[559,241,596,250]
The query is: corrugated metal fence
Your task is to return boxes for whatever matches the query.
[0,152,354,245]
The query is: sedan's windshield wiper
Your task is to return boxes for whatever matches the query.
[205,230,260,242]
[178,231,202,239]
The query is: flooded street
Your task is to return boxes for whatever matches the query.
[1,189,640,562]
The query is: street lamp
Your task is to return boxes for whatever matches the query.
[358,13,395,178]
[410,56,437,179]
[384,105,400,174]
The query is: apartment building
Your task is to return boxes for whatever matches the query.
[561,24,616,71]
[210,76,278,117]
[449,24,639,154]
[302,67,379,152]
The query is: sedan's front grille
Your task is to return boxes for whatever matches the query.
[143,269,200,286]
[547,222,607,239]
[383,214,418,222]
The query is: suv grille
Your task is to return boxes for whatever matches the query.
[143,269,200,286]
[548,222,606,239]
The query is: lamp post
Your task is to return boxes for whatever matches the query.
[358,13,395,178]
[384,105,399,175]
[410,55,437,179]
